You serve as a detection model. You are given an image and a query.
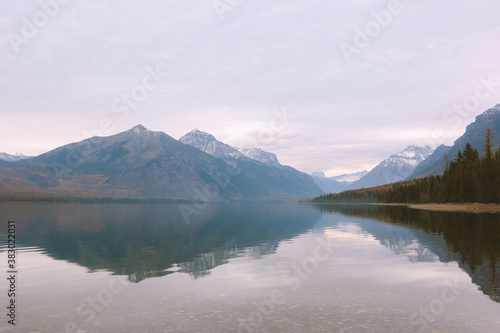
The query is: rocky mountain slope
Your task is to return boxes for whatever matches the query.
[0,125,321,200]
[349,145,434,189]
[410,104,500,178]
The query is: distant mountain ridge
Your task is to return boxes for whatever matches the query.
[330,170,368,183]
[410,104,500,178]
[409,144,452,179]
[0,125,321,200]
[309,173,347,194]
[236,148,282,167]
[179,129,241,161]
[179,129,321,197]
[349,145,434,189]
[0,152,32,162]
[309,170,368,194]
[179,129,282,167]
[4,105,498,199]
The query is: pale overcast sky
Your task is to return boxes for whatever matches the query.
[1,0,499,176]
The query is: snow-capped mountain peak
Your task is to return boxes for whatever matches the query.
[387,145,434,168]
[236,148,281,167]
[125,124,160,137]
[179,129,241,159]
[0,152,33,162]
[180,129,284,168]
[349,145,434,190]
[482,103,500,116]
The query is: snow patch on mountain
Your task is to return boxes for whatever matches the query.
[237,148,281,167]
[0,152,33,162]
[349,145,434,190]
[309,170,368,194]
[330,170,368,183]
[128,124,155,136]
[180,129,283,168]
[309,173,348,194]
[180,129,241,159]
[482,103,500,116]
[381,145,434,168]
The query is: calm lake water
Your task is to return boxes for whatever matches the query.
[0,203,499,332]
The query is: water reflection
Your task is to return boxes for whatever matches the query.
[1,203,499,304]
[0,203,321,282]
[313,204,500,303]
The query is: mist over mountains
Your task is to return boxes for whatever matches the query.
[309,173,349,194]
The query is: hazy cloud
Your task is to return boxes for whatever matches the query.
[1,0,499,175]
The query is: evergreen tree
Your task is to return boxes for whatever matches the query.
[496,147,500,201]
[485,128,494,161]
[463,143,479,165]
[482,128,496,202]
[460,143,480,201]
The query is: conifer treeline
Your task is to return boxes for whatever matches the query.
[0,193,192,204]
[313,129,500,204]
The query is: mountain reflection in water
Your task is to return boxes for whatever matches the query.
[1,202,499,305]
[2,203,321,282]
[313,204,500,303]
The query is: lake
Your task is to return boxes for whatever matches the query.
[0,203,499,332]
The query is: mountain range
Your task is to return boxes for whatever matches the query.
[0,152,32,162]
[349,145,434,190]
[179,129,282,167]
[1,104,499,199]
[0,125,321,201]
[330,171,369,183]
[309,171,368,194]
[311,104,500,192]
[410,103,500,178]
[310,145,434,194]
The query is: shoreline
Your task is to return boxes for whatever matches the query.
[406,203,500,213]
[309,201,500,213]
